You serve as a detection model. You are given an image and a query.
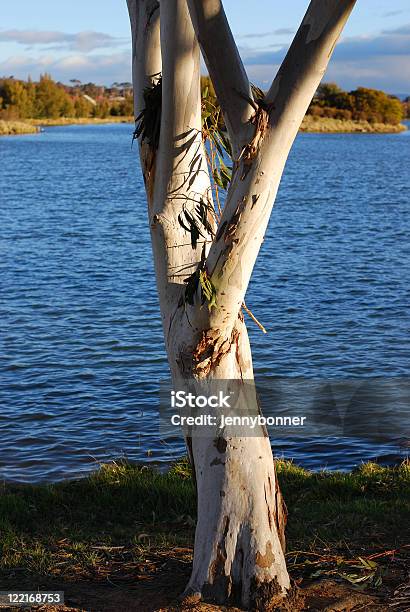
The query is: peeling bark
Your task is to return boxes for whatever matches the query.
[192,327,240,378]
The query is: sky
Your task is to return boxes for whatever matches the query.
[0,0,410,94]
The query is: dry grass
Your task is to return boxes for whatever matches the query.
[301,115,407,133]
[2,115,405,135]
[0,120,39,135]
[28,116,133,127]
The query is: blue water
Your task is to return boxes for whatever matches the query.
[0,123,409,482]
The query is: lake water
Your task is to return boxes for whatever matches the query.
[0,123,409,483]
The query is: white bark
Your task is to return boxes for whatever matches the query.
[151,0,214,352]
[190,0,357,338]
[184,317,290,607]
[189,435,289,606]
[128,0,214,343]
[127,0,161,120]
[187,0,255,157]
[127,0,357,607]
[127,0,161,205]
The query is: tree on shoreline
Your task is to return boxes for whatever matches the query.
[0,75,134,120]
[0,73,404,126]
[309,82,404,124]
[126,0,356,607]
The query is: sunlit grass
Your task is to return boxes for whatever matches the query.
[0,459,408,581]
[301,115,407,133]
[0,120,38,135]
[27,116,133,127]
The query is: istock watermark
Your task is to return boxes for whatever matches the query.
[170,412,306,429]
[171,390,233,409]
[160,380,310,438]
[159,378,410,441]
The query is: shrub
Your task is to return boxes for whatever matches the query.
[307,82,404,124]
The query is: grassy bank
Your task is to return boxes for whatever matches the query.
[32,116,408,133]
[28,116,134,127]
[0,459,409,610]
[0,120,39,136]
[3,115,405,134]
[301,115,407,133]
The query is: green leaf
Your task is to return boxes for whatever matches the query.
[213,168,224,189]
[199,270,217,310]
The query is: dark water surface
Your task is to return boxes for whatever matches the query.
[0,123,409,482]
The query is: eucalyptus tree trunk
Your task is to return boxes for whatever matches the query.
[126,0,356,608]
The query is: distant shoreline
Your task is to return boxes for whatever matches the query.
[301,115,407,133]
[0,116,134,135]
[29,116,134,127]
[0,115,407,136]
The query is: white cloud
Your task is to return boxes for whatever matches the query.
[0,23,409,93]
[0,29,128,52]
[237,23,410,93]
[326,56,410,92]
[238,28,294,39]
[0,52,131,85]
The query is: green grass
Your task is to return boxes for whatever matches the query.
[277,460,410,543]
[0,459,409,583]
[0,460,195,540]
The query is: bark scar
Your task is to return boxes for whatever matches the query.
[210,457,225,466]
[205,516,231,599]
[255,541,275,568]
[146,1,159,28]
[274,473,288,553]
[214,437,227,454]
[237,105,272,180]
[193,328,239,378]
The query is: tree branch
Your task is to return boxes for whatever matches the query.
[148,0,214,327]
[187,0,255,157]
[265,0,357,119]
[203,0,357,337]
[126,0,161,205]
[126,0,161,120]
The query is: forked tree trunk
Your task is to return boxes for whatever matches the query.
[126,0,356,607]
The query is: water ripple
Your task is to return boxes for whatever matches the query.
[0,123,409,482]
